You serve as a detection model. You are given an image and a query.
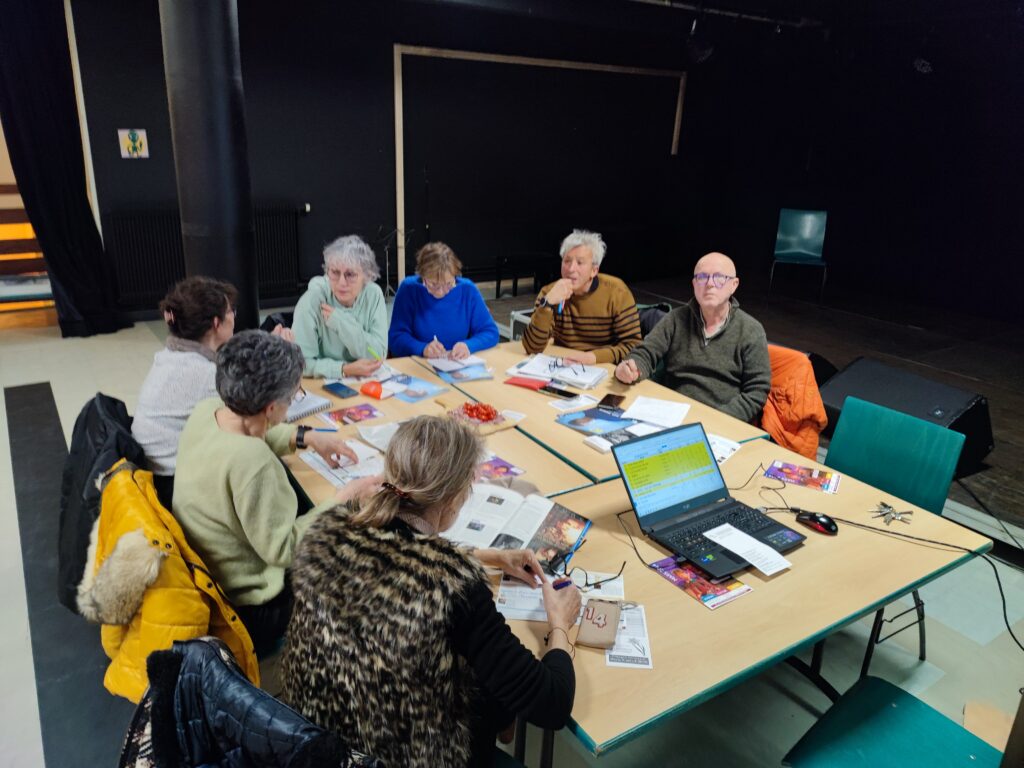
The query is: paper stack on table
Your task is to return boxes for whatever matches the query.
[299,439,385,488]
[429,354,486,372]
[508,354,607,389]
[622,396,690,428]
[496,571,626,622]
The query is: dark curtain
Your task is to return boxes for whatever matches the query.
[0,0,128,336]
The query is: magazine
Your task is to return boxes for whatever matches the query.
[385,373,447,403]
[507,354,607,390]
[478,454,525,481]
[764,460,842,494]
[436,364,494,384]
[556,407,638,436]
[298,440,385,488]
[319,403,383,427]
[651,557,752,610]
[442,483,590,568]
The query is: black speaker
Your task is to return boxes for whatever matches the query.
[820,357,994,474]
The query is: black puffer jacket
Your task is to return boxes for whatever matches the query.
[119,637,382,768]
[59,393,146,613]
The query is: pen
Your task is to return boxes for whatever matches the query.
[557,301,564,314]
[366,345,382,362]
[312,427,338,432]
[554,579,573,591]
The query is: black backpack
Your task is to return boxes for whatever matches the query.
[58,394,146,614]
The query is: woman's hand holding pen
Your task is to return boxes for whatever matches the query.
[423,335,447,359]
[342,358,382,378]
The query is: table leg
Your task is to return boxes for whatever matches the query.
[786,641,840,703]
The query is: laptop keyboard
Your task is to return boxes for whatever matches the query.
[662,504,771,554]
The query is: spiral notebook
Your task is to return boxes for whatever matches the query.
[286,391,333,422]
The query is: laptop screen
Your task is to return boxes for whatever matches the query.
[612,423,728,528]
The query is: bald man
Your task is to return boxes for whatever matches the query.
[615,252,770,422]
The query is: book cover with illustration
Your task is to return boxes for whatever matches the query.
[436,364,494,384]
[651,557,752,610]
[478,455,525,481]
[556,407,638,436]
[764,460,841,494]
[388,374,447,403]
[320,403,383,426]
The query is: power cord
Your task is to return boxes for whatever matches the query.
[955,477,1024,553]
[761,487,1024,655]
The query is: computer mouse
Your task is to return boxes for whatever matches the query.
[795,510,838,535]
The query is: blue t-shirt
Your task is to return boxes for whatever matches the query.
[388,276,499,357]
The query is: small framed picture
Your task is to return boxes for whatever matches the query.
[118,129,149,159]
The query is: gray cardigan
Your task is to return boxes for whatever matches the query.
[627,298,771,422]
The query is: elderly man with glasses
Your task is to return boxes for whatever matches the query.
[614,252,770,422]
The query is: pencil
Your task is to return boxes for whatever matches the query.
[366,345,382,361]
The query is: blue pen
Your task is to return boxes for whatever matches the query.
[312,427,338,432]
[557,300,564,314]
[554,579,573,591]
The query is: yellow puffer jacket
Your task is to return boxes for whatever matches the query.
[77,460,259,702]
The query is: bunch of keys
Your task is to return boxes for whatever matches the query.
[872,501,913,525]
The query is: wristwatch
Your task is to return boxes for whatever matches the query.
[536,296,551,309]
[296,425,311,449]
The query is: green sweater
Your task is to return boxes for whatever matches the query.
[293,275,388,378]
[627,298,771,422]
[172,398,331,606]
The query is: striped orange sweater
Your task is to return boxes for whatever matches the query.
[522,274,642,364]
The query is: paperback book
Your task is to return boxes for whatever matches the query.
[478,454,525,481]
[436,364,494,384]
[385,373,447,403]
[651,557,752,610]
[556,407,638,436]
[319,403,383,426]
[764,460,842,494]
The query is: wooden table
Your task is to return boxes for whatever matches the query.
[283,357,592,505]
[414,341,769,482]
[508,437,992,758]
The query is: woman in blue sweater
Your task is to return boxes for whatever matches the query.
[388,242,499,359]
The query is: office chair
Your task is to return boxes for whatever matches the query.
[768,208,828,302]
[782,676,1005,767]
[825,396,965,677]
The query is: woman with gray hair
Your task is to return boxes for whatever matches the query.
[173,330,365,654]
[293,234,388,379]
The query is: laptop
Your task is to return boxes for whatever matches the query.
[611,423,806,578]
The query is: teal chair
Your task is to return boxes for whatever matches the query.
[825,396,966,677]
[769,208,827,301]
[782,676,1005,767]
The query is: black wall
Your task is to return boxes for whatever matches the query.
[71,0,1024,322]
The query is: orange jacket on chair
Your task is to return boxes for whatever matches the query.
[760,344,828,460]
[77,460,258,702]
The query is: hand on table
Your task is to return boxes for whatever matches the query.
[304,431,357,468]
[450,342,471,360]
[333,474,383,504]
[542,279,575,307]
[615,359,640,384]
[474,548,546,588]
[423,338,447,359]
[562,351,597,366]
[343,358,382,378]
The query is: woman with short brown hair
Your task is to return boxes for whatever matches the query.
[388,241,499,359]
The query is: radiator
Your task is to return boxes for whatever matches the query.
[105,206,303,309]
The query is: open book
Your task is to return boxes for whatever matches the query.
[442,483,590,567]
[507,354,607,390]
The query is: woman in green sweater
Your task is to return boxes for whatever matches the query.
[173,330,372,654]
[293,235,388,379]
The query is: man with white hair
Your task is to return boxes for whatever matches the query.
[615,251,770,422]
[522,229,641,364]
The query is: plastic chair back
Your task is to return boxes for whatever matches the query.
[825,396,964,515]
[774,208,827,264]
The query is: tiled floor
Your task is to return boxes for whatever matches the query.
[1,300,1021,767]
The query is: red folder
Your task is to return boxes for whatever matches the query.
[505,376,549,390]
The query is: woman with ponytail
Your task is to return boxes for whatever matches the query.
[282,415,581,768]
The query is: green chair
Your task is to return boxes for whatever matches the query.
[825,396,966,677]
[782,676,1004,767]
[769,208,828,301]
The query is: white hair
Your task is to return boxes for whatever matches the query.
[559,229,607,267]
[323,235,381,282]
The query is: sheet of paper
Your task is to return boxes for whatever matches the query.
[626,422,662,437]
[606,604,653,669]
[621,396,690,428]
[513,354,607,389]
[500,409,526,422]
[430,354,486,372]
[356,421,403,452]
[299,441,385,488]
[496,572,626,623]
[548,394,598,412]
[703,523,791,576]
[707,433,741,464]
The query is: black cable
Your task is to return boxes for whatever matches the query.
[727,462,768,491]
[956,477,1024,553]
[761,490,1024,655]
[615,511,660,572]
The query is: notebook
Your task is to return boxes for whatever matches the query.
[286,390,332,422]
[611,423,805,578]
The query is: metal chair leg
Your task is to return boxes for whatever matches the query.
[768,261,777,295]
[913,589,926,661]
[513,716,526,762]
[860,608,885,679]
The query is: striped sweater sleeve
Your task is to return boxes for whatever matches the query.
[521,284,555,354]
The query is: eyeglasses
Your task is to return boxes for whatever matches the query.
[291,386,307,404]
[693,272,736,288]
[549,357,584,376]
[326,267,361,283]
[563,562,627,593]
